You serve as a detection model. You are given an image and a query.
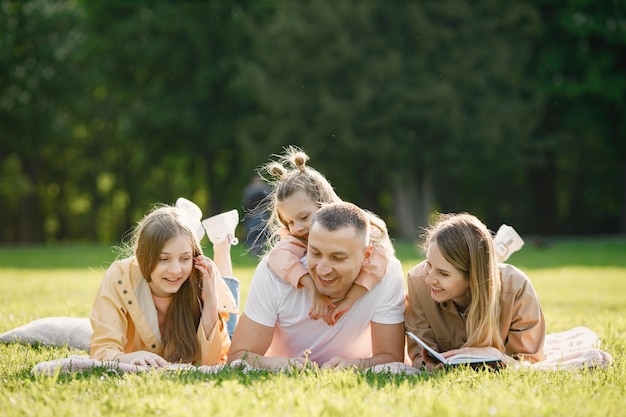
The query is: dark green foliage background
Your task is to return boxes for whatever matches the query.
[1,0,624,243]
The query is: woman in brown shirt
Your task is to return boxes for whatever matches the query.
[405,213,545,370]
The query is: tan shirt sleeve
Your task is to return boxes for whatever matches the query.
[498,264,546,362]
[267,229,308,288]
[404,261,440,368]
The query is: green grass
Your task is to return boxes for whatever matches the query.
[1,238,625,417]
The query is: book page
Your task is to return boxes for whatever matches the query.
[406,331,447,364]
[407,331,504,367]
[446,355,503,365]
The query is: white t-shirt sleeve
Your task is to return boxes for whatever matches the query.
[370,257,406,325]
[243,257,280,328]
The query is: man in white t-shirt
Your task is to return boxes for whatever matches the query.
[228,202,405,370]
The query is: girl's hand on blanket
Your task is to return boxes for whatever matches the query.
[117,351,169,368]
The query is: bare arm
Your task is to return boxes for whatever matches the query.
[405,262,438,368]
[228,314,305,370]
[321,321,405,370]
[369,321,405,365]
[211,240,233,278]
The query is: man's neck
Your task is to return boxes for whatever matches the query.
[330,295,346,304]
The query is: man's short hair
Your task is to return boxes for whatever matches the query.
[312,202,370,244]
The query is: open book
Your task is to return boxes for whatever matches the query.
[406,331,504,369]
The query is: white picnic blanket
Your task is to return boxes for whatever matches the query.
[370,326,613,374]
[30,357,254,376]
[24,326,613,375]
[520,326,612,370]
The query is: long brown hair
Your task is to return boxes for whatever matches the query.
[132,206,203,363]
[422,213,504,351]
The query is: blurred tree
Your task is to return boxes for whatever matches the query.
[0,0,84,242]
[1,0,623,242]
[238,0,541,238]
[0,0,274,242]
[530,0,626,233]
[75,0,275,240]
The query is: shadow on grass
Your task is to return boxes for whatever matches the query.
[24,365,438,390]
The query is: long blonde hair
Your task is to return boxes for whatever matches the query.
[422,213,504,351]
[130,206,204,364]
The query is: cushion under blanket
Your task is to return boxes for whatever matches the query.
[0,316,92,351]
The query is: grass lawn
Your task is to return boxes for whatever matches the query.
[0,237,625,417]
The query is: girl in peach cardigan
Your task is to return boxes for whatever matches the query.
[90,205,238,367]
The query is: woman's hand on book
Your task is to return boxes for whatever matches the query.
[421,348,445,372]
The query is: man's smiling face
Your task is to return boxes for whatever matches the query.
[306,222,370,300]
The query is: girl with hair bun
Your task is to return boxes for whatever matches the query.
[261,146,393,325]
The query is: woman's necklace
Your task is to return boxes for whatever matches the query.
[458,309,468,321]
[452,300,469,322]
